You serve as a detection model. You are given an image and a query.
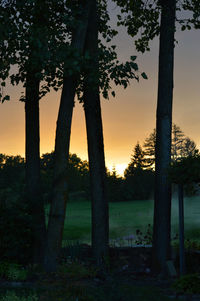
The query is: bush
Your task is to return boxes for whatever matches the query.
[172,273,200,294]
[0,261,28,281]
[123,169,154,201]
[106,173,124,202]
[0,195,33,264]
[1,291,38,301]
[58,262,97,280]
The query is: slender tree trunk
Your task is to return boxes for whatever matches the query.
[152,0,176,275]
[44,1,92,272]
[83,0,109,265]
[25,73,46,264]
[178,184,186,275]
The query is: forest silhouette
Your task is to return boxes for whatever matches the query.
[1,1,200,299]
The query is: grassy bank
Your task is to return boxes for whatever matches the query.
[46,195,200,245]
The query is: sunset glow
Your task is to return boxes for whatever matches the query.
[1,4,200,175]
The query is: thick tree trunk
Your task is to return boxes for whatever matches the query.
[152,0,176,275]
[83,0,109,265]
[44,77,75,272]
[44,1,92,272]
[25,73,46,265]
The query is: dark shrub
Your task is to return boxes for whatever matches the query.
[0,193,33,264]
[123,169,154,201]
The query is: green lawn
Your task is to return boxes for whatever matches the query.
[47,195,200,246]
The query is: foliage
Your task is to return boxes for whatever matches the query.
[106,168,124,202]
[169,154,200,184]
[143,129,156,168]
[113,0,161,53]
[40,152,90,202]
[123,143,154,200]
[184,238,200,250]
[124,143,150,175]
[123,168,154,200]
[0,262,27,281]
[0,0,147,104]
[143,124,199,169]
[182,0,200,29]
[172,238,200,251]
[58,262,97,280]
[0,0,73,102]
[172,273,200,294]
[74,0,148,102]
[0,151,155,204]
[61,240,83,262]
[0,195,33,264]
[111,224,152,247]
[135,224,153,245]
[0,155,25,190]
[114,0,200,55]
[0,291,38,301]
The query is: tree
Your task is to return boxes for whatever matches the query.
[1,0,146,270]
[124,143,154,200]
[143,129,156,168]
[124,143,147,177]
[180,137,198,158]
[152,0,176,274]
[113,0,200,273]
[83,0,109,265]
[106,0,200,273]
[171,124,185,161]
[3,0,52,264]
[44,0,93,272]
[106,167,124,202]
[0,0,74,265]
[40,152,89,200]
[0,0,90,270]
[143,124,198,167]
[45,0,144,270]
[82,0,147,264]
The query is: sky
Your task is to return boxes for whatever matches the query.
[0,2,200,176]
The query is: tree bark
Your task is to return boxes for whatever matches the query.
[178,184,186,275]
[44,0,92,272]
[25,73,46,265]
[152,0,176,275]
[83,0,109,265]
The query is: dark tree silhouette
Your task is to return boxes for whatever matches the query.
[143,124,198,168]
[124,143,154,200]
[44,0,92,272]
[125,143,147,174]
[152,0,176,274]
[83,0,109,265]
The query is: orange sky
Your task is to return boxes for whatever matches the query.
[1,6,200,176]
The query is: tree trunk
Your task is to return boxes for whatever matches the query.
[152,0,176,275]
[178,184,186,275]
[25,73,46,265]
[83,0,109,265]
[44,1,92,272]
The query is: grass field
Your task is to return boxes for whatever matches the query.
[47,195,200,246]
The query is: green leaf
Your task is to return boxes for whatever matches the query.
[130,55,137,61]
[141,72,148,80]
[111,91,115,97]
[1,82,6,87]
[2,95,10,103]
[130,62,138,71]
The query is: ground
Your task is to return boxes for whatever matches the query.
[1,246,200,301]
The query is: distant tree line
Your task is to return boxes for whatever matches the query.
[122,124,198,201]
[0,124,197,207]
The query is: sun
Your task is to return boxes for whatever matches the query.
[107,163,127,177]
